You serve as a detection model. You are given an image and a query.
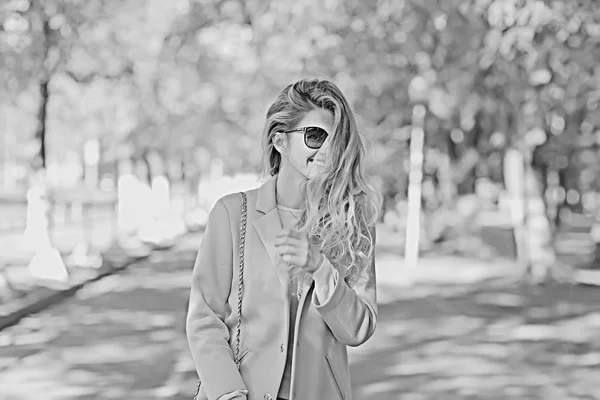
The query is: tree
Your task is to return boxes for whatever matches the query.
[469,0,600,280]
[1,0,136,181]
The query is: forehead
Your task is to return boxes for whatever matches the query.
[297,109,334,132]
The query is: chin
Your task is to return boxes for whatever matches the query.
[307,169,324,180]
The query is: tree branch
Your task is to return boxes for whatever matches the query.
[64,62,133,84]
[237,0,253,27]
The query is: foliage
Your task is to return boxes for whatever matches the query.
[1,0,599,195]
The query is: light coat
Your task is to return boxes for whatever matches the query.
[186,176,377,400]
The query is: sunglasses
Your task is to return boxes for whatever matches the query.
[282,126,329,149]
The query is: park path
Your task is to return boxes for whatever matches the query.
[1,230,599,399]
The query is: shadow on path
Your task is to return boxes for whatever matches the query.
[350,274,600,400]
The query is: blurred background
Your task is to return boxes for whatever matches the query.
[1,0,600,399]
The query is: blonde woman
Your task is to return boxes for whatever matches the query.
[186,79,381,400]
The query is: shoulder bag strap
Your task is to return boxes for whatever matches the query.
[234,191,247,370]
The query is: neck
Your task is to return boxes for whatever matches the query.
[276,164,305,209]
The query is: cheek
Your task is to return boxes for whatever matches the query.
[307,165,326,179]
[290,149,312,167]
[311,166,322,174]
[290,153,307,169]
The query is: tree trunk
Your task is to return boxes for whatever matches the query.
[523,154,573,283]
[33,79,49,170]
[503,148,528,264]
[404,103,426,268]
[503,146,567,283]
[32,8,54,172]
[140,153,153,185]
[587,194,600,269]
[524,162,553,278]
[592,227,600,264]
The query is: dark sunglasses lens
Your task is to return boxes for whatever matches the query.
[305,127,328,148]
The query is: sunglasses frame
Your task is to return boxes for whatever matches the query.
[282,126,329,149]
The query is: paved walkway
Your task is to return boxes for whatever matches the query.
[1,232,599,399]
[352,255,600,399]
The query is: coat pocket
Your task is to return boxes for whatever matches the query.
[193,348,250,400]
[324,354,345,400]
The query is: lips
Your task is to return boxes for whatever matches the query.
[308,157,325,167]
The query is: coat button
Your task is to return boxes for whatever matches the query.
[264,394,272,400]
[280,343,285,352]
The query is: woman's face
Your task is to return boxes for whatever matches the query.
[277,108,334,180]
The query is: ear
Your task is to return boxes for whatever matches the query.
[272,132,287,155]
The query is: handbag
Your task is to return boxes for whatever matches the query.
[194,191,248,400]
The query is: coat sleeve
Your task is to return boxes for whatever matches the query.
[186,199,247,399]
[311,227,378,347]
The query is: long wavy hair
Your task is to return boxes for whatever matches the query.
[261,79,381,286]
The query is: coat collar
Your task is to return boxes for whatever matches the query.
[253,175,281,269]
[253,175,287,297]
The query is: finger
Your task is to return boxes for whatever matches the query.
[275,234,304,248]
[276,228,292,237]
[279,244,301,257]
[276,243,289,256]
[288,263,301,275]
[286,229,305,240]
[283,254,304,266]
[288,258,309,271]
[281,236,304,249]
[282,253,296,264]
[275,235,293,245]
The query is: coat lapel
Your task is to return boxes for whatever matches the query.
[253,209,282,268]
[253,176,290,297]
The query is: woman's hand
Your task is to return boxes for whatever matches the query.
[274,228,323,275]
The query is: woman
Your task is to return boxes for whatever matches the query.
[186,78,381,400]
